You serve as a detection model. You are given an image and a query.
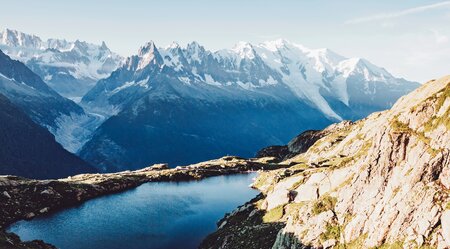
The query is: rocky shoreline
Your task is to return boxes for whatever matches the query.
[0,156,286,249]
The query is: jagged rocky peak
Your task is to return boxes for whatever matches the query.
[202,75,450,249]
[186,40,205,52]
[71,39,90,55]
[138,40,157,56]
[167,41,180,49]
[100,41,108,50]
[185,41,207,61]
[125,40,163,71]
[47,38,71,50]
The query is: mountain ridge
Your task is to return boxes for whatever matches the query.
[83,38,418,120]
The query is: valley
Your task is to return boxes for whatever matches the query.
[0,75,448,248]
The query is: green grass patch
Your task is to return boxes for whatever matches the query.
[312,195,337,215]
[284,202,306,221]
[336,233,367,249]
[390,115,439,156]
[262,205,284,223]
[252,172,273,190]
[320,222,340,242]
[289,162,309,171]
[373,241,404,249]
[333,173,355,192]
[290,176,307,190]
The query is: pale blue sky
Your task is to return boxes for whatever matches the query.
[1,0,450,82]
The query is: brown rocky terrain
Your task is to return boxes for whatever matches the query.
[201,76,450,249]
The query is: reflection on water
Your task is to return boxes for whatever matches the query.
[8,173,258,249]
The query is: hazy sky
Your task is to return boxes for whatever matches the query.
[1,0,450,82]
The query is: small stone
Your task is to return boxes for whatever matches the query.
[150,163,169,170]
[2,191,11,198]
[415,235,424,247]
[39,207,50,213]
[40,189,53,195]
[442,210,450,247]
[25,212,35,219]
[218,221,227,229]
[322,239,336,248]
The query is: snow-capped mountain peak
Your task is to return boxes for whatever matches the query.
[47,38,71,51]
[232,41,256,59]
[337,58,393,81]
[0,28,44,49]
[185,41,206,63]
[186,41,203,51]
[260,38,306,52]
[166,41,180,50]
[131,41,163,70]
[260,38,288,51]
[138,41,157,56]
[100,41,108,50]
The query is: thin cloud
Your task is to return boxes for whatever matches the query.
[256,34,282,40]
[346,1,450,24]
[432,29,449,44]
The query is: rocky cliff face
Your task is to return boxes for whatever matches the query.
[201,75,450,248]
[256,124,353,161]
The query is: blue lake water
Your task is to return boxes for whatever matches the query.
[8,173,258,249]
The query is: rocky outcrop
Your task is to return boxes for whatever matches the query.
[200,195,285,249]
[256,123,353,161]
[201,76,450,249]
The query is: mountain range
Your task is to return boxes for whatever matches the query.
[79,39,419,171]
[0,28,420,173]
[0,28,123,100]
